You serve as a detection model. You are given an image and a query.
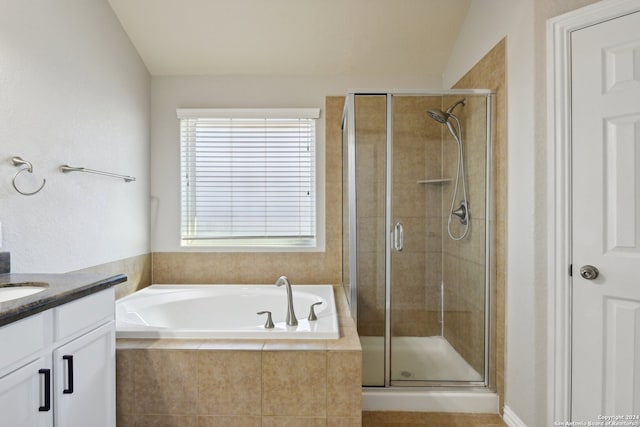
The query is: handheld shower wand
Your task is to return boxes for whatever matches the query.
[426,98,470,241]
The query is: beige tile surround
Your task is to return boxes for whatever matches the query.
[362,411,507,426]
[70,253,151,300]
[114,98,361,425]
[345,40,506,410]
[90,54,506,427]
[440,92,490,376]
[391,95,444,338]
[150,96,345,287]
[115,286,362,426]
[451,39,506,411]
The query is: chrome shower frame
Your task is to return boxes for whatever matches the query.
[342,89,495,390]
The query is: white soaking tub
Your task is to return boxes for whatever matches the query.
[115,284,339,339]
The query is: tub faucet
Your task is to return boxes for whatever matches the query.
[275,276,298,326]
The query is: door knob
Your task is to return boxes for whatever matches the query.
[579,265,599,280]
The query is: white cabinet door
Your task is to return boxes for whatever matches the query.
[0,357,53,427]
[53,321,115,427]
[571,10,640,419]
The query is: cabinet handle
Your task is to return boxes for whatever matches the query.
[38,369,51,412]
[63,355,74,394]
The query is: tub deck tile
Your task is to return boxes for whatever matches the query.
[327,351,362,417]
[126,414,197,427]
[133,350,199,415]
[328,417,363,427]
[197,415,261,427]
[198,350,262,416]
[262,416,327,427]
[116,284,362,424]
[262,351,327,417]
[199,340,265,351]
[262,339,328,351]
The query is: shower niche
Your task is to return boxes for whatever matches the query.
[341,91,494,388]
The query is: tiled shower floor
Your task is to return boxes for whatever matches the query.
[360,335,482,385]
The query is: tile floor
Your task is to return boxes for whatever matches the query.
[362,411,507,427]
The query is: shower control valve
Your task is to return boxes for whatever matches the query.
[452,200,469,225]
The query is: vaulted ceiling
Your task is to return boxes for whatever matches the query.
[108,0,471,76]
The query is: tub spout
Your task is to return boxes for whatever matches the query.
[275,276,298,326]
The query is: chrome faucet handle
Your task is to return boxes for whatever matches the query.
[257,311,275,329]
[307,302,322,321]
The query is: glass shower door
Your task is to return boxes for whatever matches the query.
[344,91,492,388]
[389,95,447,383]
[389,94,488,385]
[353,94,387,387]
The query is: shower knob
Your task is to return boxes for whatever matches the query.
[579,265,599,280]
[452,201,469,225]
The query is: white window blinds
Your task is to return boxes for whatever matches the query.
[178,108,320,247]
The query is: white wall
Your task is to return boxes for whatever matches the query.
[445,1,607,426]
[150,74,442,252]
[0,0,150,273]
[443,0,538,424]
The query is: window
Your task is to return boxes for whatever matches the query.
[178,108,321,249]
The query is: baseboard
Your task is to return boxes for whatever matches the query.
[503,405,528,427]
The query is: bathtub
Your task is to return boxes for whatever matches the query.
[115,284,339,339]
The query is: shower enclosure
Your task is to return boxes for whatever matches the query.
[342,90,494,388]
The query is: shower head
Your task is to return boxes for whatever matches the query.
[426,98,466,125]
[426,98,466,142]
[426,98,470,241]
[426,109,450,124]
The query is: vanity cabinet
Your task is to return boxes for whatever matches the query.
[0,356,52,427]
[53,320,115,427]
[0,288,115,427]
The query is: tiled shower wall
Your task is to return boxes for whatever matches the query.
[345,39,506,403]
[352,92,488,344]
[441,93,490,376]
[448,39,506,405]
[353,95,444,338]
[391,96,444,338]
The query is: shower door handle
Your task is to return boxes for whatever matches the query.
[394,222,404,252]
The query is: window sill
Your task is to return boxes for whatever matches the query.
[180,238,324,253]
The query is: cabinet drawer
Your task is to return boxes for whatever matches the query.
[0,312,51,376]
[55,289,114,342]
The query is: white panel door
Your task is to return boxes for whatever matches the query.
[571,10,640,420]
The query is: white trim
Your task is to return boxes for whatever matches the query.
[503,405,528,427]
[362,389,499,413]
[176,108,320,119]
[177,112,324,252]
[547,1,640,425]
[345,88,493,96]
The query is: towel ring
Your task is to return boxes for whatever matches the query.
[11,156,46,196]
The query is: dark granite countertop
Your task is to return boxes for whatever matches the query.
[0,273,127,327]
